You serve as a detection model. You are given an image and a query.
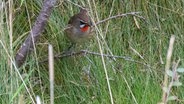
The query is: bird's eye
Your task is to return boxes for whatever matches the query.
[80,20,86,24]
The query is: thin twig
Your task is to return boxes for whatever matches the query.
[63,12,145,33]
[40,50,150,67]
[94,12,145,26]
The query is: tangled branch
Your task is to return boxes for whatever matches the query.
[40,50,150,67]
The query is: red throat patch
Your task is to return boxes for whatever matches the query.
[80,25,89,32]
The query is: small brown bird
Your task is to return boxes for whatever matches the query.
[65,8,93,44]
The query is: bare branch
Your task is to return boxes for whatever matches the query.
[15,0,57,67]
[40,50,150,67]
[94,12,145,26]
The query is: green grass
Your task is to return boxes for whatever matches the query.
[1,0,184,103]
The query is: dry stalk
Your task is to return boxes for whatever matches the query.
[161,35,175,104]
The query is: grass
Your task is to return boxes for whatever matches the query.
[1,0,184,103]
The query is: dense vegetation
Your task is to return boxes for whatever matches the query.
[1,0,184,104]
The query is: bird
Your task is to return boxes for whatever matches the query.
[65,8,93,46]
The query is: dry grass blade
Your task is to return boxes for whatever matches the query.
[161,35,175,103]
[48,44,54,104]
